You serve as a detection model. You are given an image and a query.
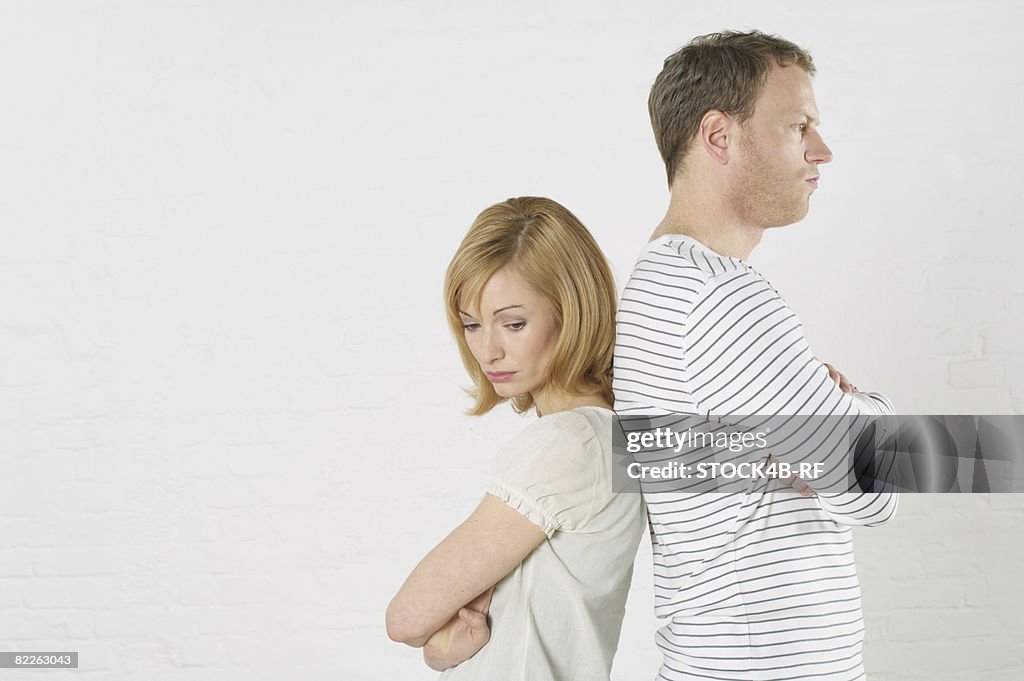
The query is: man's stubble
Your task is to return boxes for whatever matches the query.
[731,130,811,230]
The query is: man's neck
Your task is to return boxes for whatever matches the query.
[650,186,765,260]
[650,215,764,261]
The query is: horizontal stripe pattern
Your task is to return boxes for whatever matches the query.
[613,235,897,681]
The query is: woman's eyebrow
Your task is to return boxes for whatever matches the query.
[457,304,524,318]
[492,305,524,315]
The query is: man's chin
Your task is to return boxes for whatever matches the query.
[779,202,811,227]
[762,210,809,229]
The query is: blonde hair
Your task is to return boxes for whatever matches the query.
[443,197,616,415]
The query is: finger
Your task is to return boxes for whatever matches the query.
[479,586,494,612]
[467,586,494,614]
[788,474,814,496]
[459,608,486,629]
[770,454,816,496]
[791,477,816,497]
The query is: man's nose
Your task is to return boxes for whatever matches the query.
[807,129,833,165]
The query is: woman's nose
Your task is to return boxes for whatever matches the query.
[480,328,504,364]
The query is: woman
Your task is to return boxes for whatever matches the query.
[386,197,646,679]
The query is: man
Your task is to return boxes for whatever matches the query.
[613,31,898,680]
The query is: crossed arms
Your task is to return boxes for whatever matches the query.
[385,494,546,669]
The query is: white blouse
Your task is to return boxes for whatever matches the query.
[441,406,646,681]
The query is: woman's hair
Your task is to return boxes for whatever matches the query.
[443,197,617,415]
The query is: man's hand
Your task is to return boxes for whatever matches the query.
[422,586,494,671]
[822,361,858,393]
[767,453,815,497]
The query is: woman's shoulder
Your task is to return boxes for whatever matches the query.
[527,406,609,440]
[502,407,608,457]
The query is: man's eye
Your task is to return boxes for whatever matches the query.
[796,123,807,132]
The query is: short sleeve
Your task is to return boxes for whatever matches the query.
[486,412,602,537]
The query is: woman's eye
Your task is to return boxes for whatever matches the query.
[507,321,526,331]
[462,323,480,331]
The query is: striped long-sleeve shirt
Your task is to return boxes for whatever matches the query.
[613,234,897,681]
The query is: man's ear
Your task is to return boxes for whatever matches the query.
[698,110,732,165]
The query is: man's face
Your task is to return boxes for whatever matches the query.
[730,64,833,228]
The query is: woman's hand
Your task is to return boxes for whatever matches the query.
[385,494,545,648]
[422,586,495,671]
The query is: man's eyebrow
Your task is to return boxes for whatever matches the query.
[794,110,820,125]
[457,304,524,318]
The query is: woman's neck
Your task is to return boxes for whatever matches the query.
[532,389,612,417]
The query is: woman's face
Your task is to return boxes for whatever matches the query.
[458,267,560,401]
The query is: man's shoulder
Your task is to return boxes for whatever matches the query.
[619,241,784,324]
[634,237,750,284]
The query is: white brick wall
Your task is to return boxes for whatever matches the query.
[1,2,1021,680]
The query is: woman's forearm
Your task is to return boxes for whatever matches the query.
[386,494,545,645]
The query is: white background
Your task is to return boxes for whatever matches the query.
[1,1,1022,679]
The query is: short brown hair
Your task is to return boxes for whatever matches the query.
[649,30,816,186]
[443,197,617,416]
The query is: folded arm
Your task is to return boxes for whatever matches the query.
[685,271,898,526]
[810,390,900,525]
[421,586,494,671]
[385,493,546,648]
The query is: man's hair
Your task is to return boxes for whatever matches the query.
[649,30,816,187]
[443,197,617,416]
